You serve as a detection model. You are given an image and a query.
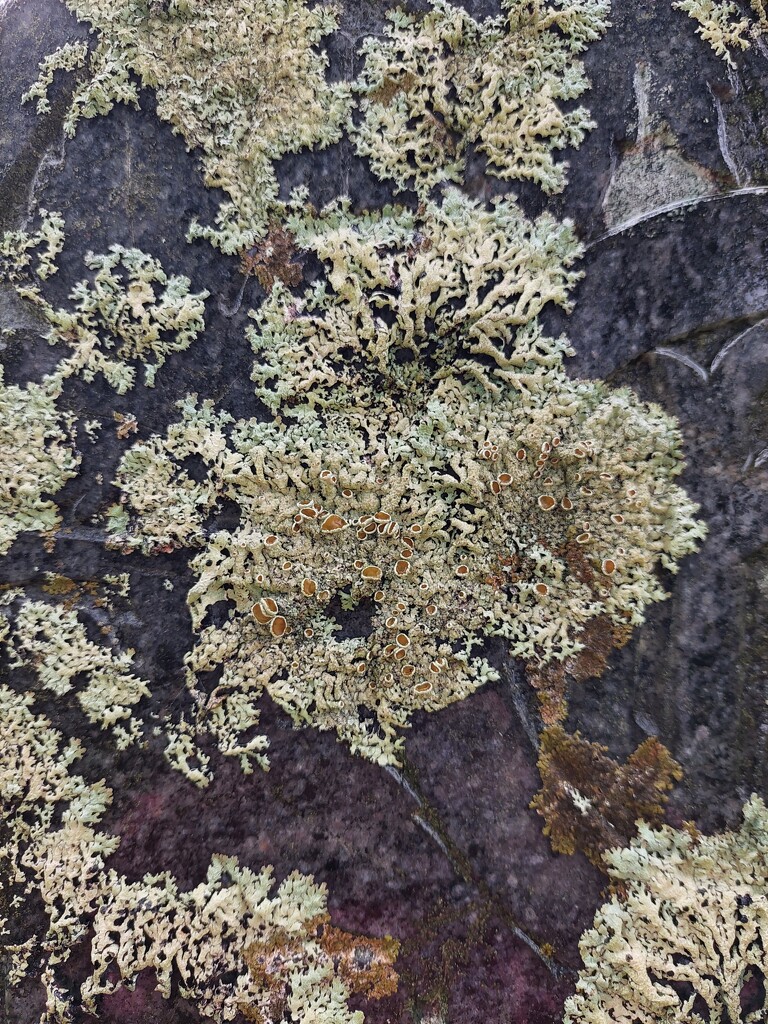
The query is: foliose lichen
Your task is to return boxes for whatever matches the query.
[21,40,89,116]
[531,725,683,868]
[0,369,80,556]
[352,0,610,198]
[27,0,352,253]
[251,189,583,409]
[0,209,65,282]
[0,684,398,1023]
[2,229,209,393]
[2,595,150,748]
[565,795,768,1024]
[527,613,633,724]
[674,0,768,62]
[107,192,704,772]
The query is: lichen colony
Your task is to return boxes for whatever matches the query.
[2,0,758,1020]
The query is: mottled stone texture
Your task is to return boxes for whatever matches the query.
[1,0,768,1022]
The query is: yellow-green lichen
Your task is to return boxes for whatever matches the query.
[0,210,65,282]
[674,0,768,61]
[0,685,397,1023]
[2,597,150,748]
[253,189,582,411]
[0,370,80,556]
[109,195,704,772]
[352,0,610,198]
[565,796,768,1024]
[30,0,351,253]
[11,242,209,393]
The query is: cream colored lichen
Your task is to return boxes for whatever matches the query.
[109,195,704,773]
[2,598,150,747]
[564,795,768,1024]
[352,0,610,198]
[0,685,392,1023]
[0,369,80,555]
[1,214,208,392]
[163,718,212,786]
[27,0,351,253]
[0,685,118,1014]
[674,0,768,61]
[12,243,209,393]
[115,371,703,772]
[0,210,65,281]
[21,41,89,116]
[253,189,583,411]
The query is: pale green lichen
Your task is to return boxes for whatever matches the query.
[82,418,102,442]
[564,795,768,1024]
[0,209,65,281]
[101,570,131,597]
[163,718,213,786]
[0,369,80,556]
[30,0,351,253]
[0,685,396,1023]
[674,0,768,62]
[31,245,207,392]
[0,217,203,555]
[2,597,150,747]
[0,220,209,393]
[21,41,89,115]
[352,0,610,198]
[109,195,704,772]
[116,373,704,772]
[254,189,583,411]
[0,685,118,1014]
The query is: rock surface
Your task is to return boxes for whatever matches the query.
[1,0,768,1022]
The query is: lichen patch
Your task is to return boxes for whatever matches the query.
[352,0,610,198]
[0,685,398,1023]
[566,795,768,1023]
[26,0,352,253]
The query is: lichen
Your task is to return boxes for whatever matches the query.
[2,596,150,748]
[3,1,718,1017]
[240,220,304,292]
[0,684,398,1023]
[252,189,583,412]
[674,0,768,62]
[31,0,351,253]
[531,725,682,868]
[6,240,209,393]
[21,41,89,116]
[351,0,610,198]
[565,795,768,1024]
[0,209,65,282]
[527,614,632,724]
[0,213,206,556]
[108,194,704,772]
[0,685,119,1017]
[0,369,80,556]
